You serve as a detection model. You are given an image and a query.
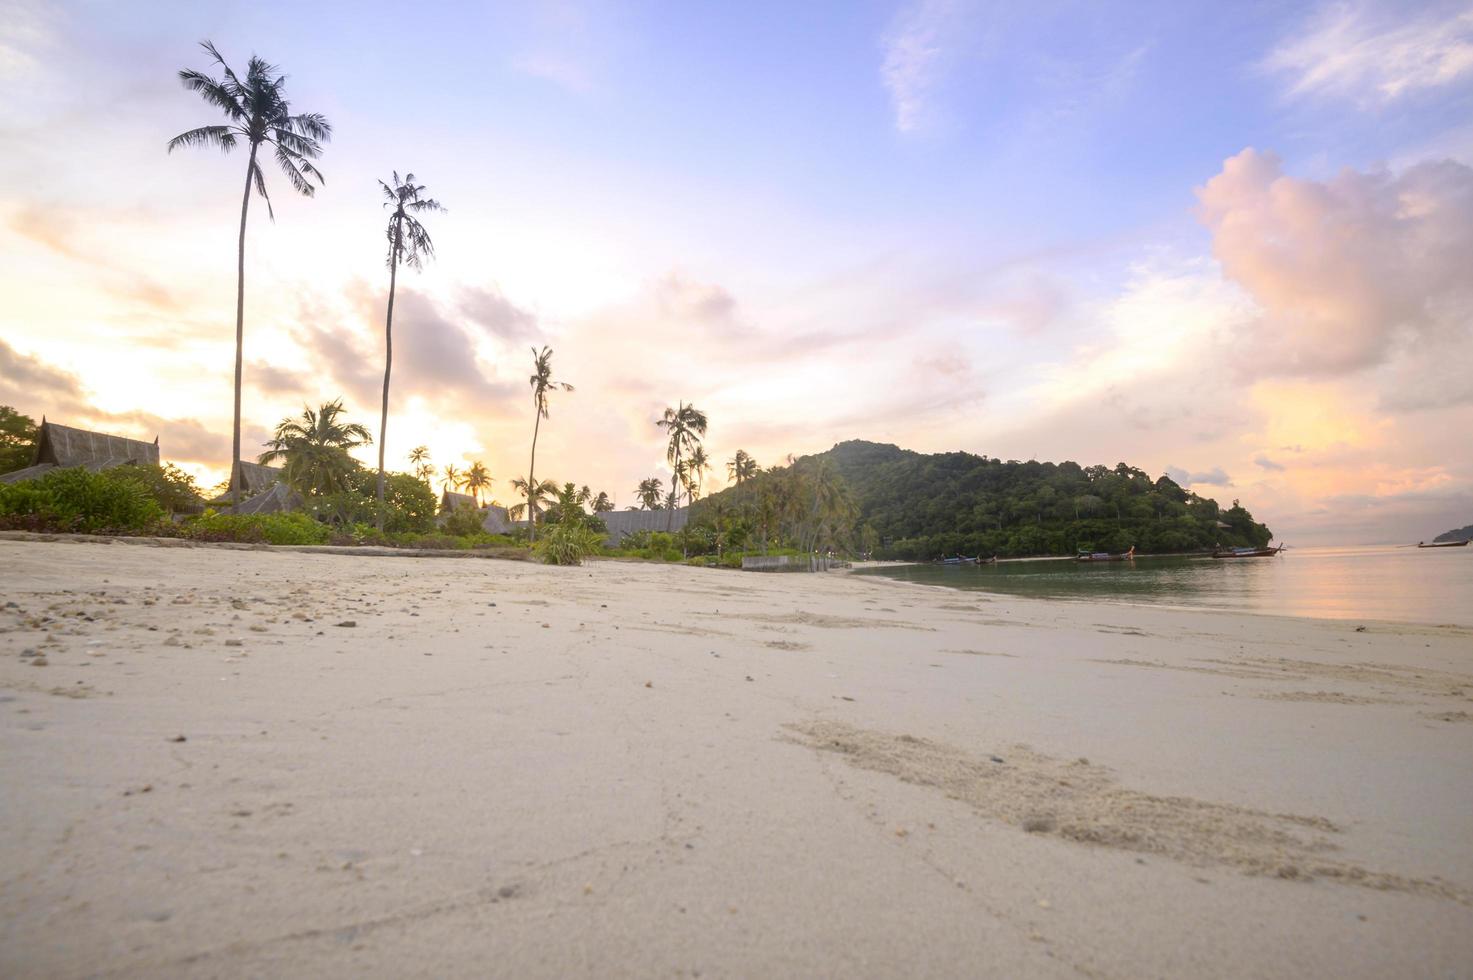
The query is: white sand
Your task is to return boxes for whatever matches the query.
[2,537,1471,978]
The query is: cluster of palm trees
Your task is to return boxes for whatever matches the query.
[172,42,445,530]
[172,42,786,542]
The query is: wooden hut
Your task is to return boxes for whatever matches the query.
[0,419,159,484]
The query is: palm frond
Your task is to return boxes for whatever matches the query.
[250,160,275,220]
[167,125,236,153]
[177,69,244,120]
[274,146,315,196]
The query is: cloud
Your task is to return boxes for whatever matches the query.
[1197,148,1473,377]
[1166,466,1232,486]
[1254,455,1286,472]
[248,362,309,396]
[458,286,540,341]
[7,204,182,311]
[881,0,966,134]
[117,413,226,464]
[654,272,739,326]
[298,285,519,414]
[0,337,87,414]
[1265,2,1473,104]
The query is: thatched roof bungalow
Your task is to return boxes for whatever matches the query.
[0,419,159,484]
[481,504,514,535]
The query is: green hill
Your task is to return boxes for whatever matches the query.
[694,440,1272,560]
[1433,524,1473,543]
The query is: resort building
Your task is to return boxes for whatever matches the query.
[0,419,159,484]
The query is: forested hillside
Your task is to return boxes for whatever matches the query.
[696,440,1272,560]
[1433,524,1473,543]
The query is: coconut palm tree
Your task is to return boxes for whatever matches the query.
[656,402,707,530]
[727,449,760,486]
[374,172,445,527]
[441,464,463,499]
[589,491,614,513]
[686,445,711,505]
[409,444,431,475]
[635,477,664,510]
[168,41,330,509]
[526,347,573,543]
[508,476,558,523]
[258,399,370,496]
[464,461,491,506]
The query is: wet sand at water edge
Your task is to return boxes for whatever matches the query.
[2,537,1471,977]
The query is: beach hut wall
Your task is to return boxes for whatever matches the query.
[601,506,689,547]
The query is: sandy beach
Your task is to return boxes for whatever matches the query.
[2,537,1471,978]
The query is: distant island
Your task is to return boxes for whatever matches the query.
[1433,524,1473,544]
[696,440,1272,560]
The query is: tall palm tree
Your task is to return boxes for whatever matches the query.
[526,347,573,543]
[408,445,434,483]
[686,445,711,505]
[168,41,330,509]
[258,399,370,496]
[441,464,463,500]
[508,476,557,523]
[656,402,707,530]
[589,491,614,513]
[464,461,491,506]
[635,477,664,510]
[375,172,445,527]
[727,449,760,486]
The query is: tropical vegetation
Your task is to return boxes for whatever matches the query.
[525,346,573,543]
[169,41,330,508]
[374,171,444,527]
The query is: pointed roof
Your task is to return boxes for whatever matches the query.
[232,459,283,495]
[33,419,160,470]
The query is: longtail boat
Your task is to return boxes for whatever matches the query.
[1417,540,1469,548]
[1211,545,1284,558]
[1075,546,1134,563]
[934,555,981,565]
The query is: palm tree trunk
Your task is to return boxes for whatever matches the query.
[528,413,542,544]
[666,443,681,532]
[376,243,399,531]
[230,146,257,510]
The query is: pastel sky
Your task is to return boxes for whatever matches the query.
[2,0,1471,543]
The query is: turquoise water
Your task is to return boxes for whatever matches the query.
[855,545,1473,626]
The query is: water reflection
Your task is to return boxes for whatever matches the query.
[855,545,1473,626]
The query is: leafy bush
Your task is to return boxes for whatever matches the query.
[185,512,331,545]
[536,521,603,565]
[115,463,204,515]
[303,471,437,534]
[0,467,165,532]
[440,504,488,537]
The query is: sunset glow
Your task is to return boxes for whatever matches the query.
[2,0,1470,542]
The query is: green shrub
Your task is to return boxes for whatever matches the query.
[185,512,331,546]
[114,463,203,515]
[302,471,437,534]
[536,521,603,565]
[0,467,165,532]
[440,505,487,537]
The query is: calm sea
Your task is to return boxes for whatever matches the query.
[855,545,1473,627]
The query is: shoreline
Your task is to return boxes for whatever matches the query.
[2,538,1470,977]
